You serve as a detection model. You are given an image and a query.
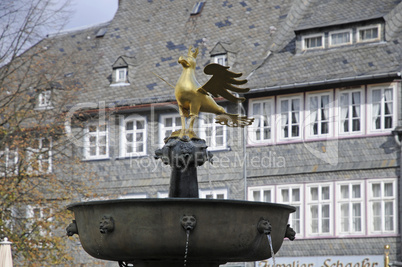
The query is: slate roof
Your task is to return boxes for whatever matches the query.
[296,0,402,30]
[35,0,402,107]
[250,40,402,91]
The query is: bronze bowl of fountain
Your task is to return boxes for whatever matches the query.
[67,197,295,267]
[67,138,296,266]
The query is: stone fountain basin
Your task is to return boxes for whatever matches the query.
[67,198,295,265]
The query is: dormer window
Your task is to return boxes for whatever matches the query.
[302,34,324,50]
[213,54,227,66]
[111,56,132,86]
[297,19,384,54]
[116,67,127,83]
[38,90,52,108]
[210,42,233,66]
[329,30,352,47]
[357,24,380,43]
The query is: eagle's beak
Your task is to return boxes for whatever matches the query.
[178,56,190,67]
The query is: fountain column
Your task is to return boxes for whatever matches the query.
[155,137,213,198]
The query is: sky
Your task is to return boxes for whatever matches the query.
[63,0,118,30]
[0,0,118,64]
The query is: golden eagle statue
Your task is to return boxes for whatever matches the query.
[162,46,254,139]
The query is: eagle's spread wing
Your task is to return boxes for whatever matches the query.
[199,63,249,103]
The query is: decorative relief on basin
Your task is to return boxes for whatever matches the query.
[100,215,114,234]
[181,215,197,231]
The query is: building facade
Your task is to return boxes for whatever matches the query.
[12,0,402,265]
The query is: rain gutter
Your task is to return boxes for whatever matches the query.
[247,71,401,95]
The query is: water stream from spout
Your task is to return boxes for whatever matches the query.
[206,150,212,192]
[184,230,190,267]
[96,234,105,256]
[267,234,275,267]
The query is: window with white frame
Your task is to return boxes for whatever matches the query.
[0,147,18,176]
[84,121,108,159]
[248,186,274,202]
[213,54,227,66]
[248,98,274,144]
[38,90,52,108]
[27,137,52,173]
[198,112,227,150]
[115,67,128,83]
[278,186,303,235]
[329,30,352,46]
[368,85,395,132]
[27,205,53,236]
[278,95,302,140]
[159,113,182,144]
[120,115,147,157]
[306,92,332,138]
[2,208,14,230]
[368,179,396,234]
[357,25,380,42]
[307,184,332,236]
[302,34,324,50]
[248,179,397,239]
[199,188,227,199]
[336,182,364,235]
[338,89,364,135]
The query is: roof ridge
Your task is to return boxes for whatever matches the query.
[384,0,402,40]
[270,0,320,53]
